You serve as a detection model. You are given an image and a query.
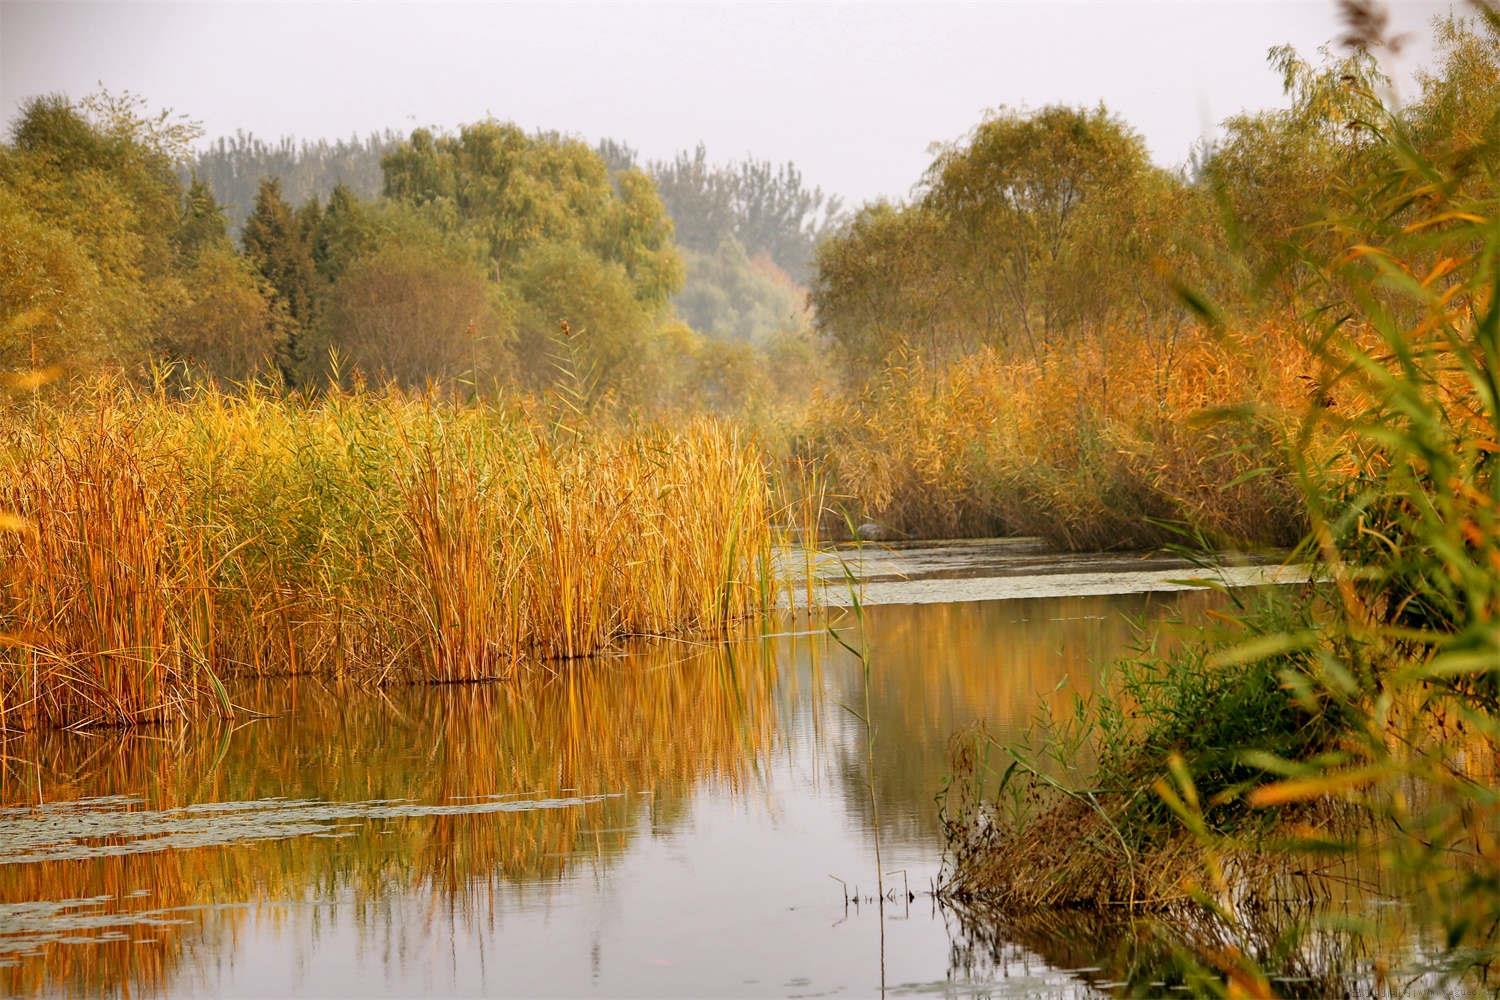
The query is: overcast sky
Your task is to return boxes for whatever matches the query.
[0,1,1456,205]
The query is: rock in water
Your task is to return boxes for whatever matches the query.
[856,522,887,541]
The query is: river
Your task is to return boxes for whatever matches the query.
[0,542,1288,997]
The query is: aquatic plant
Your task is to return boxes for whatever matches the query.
[793,326,1311,551]
[0,380,780,727]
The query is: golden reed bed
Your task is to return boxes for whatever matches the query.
[0,380,781,729]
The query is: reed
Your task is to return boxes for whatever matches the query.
[0,379,781,727]
[796,322,1314,550]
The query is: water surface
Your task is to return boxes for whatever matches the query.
[0,559,1231,997]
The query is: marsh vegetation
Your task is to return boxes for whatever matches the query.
[5,0,1500,994]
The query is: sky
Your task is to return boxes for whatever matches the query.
[0,1,1457,206]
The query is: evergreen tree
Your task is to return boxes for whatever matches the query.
[242,177,320,384]
[176,175,230,262]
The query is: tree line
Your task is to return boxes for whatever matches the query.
[0,97,829,411]
[192,131,841,348]
[810,15,1500,379]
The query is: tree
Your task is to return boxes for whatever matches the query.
[921,104,1153,359]
[242,177,320,383]
[810,202,963,372]
[321,240,509,388]
[190,130,399,232]
[1198,45,1387,289]
[177,175,231,262]
[0,92,203,369]
[511,240,655,398]
[675,237,809,344]
[647,144,842,283]
[159,247,282,382]
[381,121,683,390]
[0,188,107,371]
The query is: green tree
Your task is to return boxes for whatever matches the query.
[810,202,963,372]
[159,247,283,382]
[381,120,683,393]
[922,104,1153,359]
[0,91,202,370]
[1199,45,1387,289]
[177,175,231,262]
[511,240,654,397]
[242,177,320,383]
[0,188,107,370]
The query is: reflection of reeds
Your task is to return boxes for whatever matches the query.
[838,593,1213,843]
[0,634,780,997]
[942,881,1419,999]
[0,380,780,726]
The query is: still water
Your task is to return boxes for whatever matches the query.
[0,578,1221,997]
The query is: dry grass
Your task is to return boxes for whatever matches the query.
[798,320,1318,549]
[939,738,1367,914]
[0,379,780,728]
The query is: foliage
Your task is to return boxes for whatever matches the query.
[190,130,399,232]
[158,246,283,382]
[0,93,198,370]
[630,142,843,284]
[674,237,810,344]
[318,239,509,388]
[813,105,1186,373]
[241,177,319,382]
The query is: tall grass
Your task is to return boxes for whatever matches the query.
[796,324,1314,550]
[0,380,779,728]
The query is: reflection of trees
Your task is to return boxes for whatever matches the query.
[828,592,1212,844]
[0,637,778,998]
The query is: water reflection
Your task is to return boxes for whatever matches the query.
[943,889,1431,998]
[0,590,1222,997]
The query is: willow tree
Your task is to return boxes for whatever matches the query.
[921,104,1154,361]
[1,92,278,378]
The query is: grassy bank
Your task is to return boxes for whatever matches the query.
[937,21,1500,988]
[0,381,778,729]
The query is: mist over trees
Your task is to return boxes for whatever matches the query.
[191,131,400,232]
[0,94,833,411]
